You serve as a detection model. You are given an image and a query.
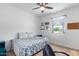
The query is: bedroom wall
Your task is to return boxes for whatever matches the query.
[0,4,40,51]
[40,5,79,50]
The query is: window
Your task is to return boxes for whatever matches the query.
[52,16,66,33]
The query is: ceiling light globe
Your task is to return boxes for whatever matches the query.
[40,7,44,10]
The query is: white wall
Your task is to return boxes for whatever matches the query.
[0,4,40,51]
[40,5,79,50]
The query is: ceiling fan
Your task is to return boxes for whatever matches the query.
[32,3,53,13]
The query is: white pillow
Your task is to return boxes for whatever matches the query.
[18,32,28,39]
[27,32,35,38]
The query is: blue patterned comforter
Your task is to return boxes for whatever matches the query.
[13,37,48,56]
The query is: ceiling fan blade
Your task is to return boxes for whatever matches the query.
[45,3,48,5]
[32,7,40,10]
[45,6,53,9]
[36,3,42,6]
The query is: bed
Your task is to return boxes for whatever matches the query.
[12,32,48,56]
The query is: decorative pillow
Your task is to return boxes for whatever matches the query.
[27,32,35,38]
[17,32,28,39]
[36,35,42,37]
[16,32,37,39]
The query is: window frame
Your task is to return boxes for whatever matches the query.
[52,16,66,34]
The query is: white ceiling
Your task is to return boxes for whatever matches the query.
[8,3,79,16]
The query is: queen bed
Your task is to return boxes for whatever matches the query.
[12,32,48,56]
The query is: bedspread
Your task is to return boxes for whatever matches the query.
[12,37,48,56]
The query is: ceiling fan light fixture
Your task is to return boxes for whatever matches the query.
[40,6,45,10]
[32,3,53,13]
